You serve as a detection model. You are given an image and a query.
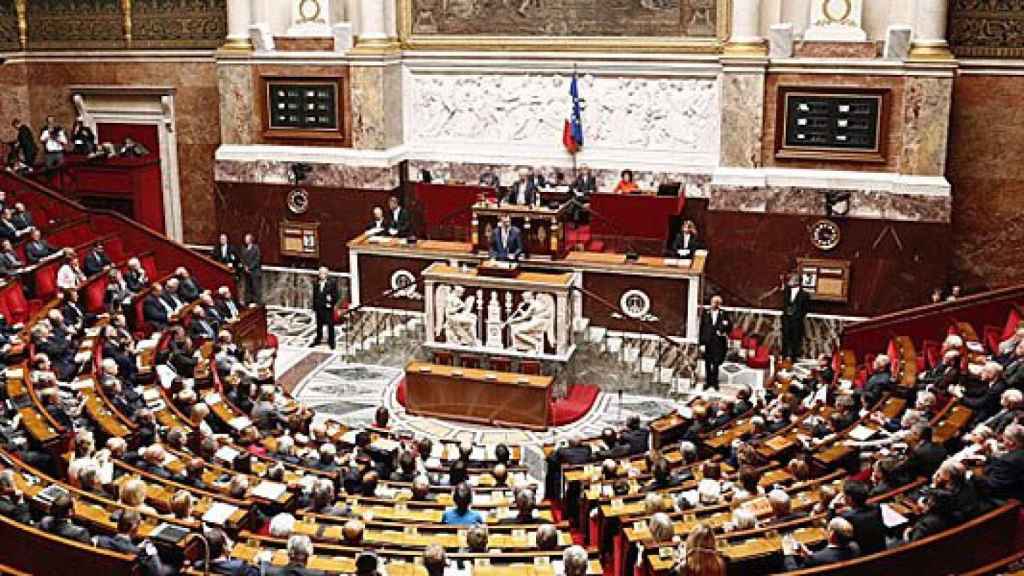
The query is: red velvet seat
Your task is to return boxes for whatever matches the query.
[141,254,159,284]
[104,237,126,263]
[33,261,61,301]
[83,276,109,314]
[3,284,29,324]
[747,344,771,369]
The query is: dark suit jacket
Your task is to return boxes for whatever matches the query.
[621,428,650,453]
[125,268,148,293]
[39,517,91,544]
[783,286,810,320]
[504,180,537,205]
[25,239,56,263]
[202,557,259,576]
[213,243,239,268]
[840,505,887,555]
[963,379,1007,423]
[699,308,730,364]
[190,318,216,341]
[179,277,202,302]
[239,244,262,275]
[95,534,170,576]
[83,250,111,277]
[143,294,170,326]
[0,219,19,242]
[385,207,411,237]
[11,210,33,231]
[556,445,593,465]
[0,494,31,524]
[667,232,704,258]
[261,562,326,576]
[216,297,241,320]
[16,125,36,161]
[783,544,860,570]
[977,448,1024,501]
[899,441,947,483]
[574,174,597,194]
[490,226,523,261]
[312,278,339,319]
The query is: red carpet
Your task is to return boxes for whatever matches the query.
[395,379,600,428]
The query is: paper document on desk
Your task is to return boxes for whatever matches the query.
[214,445,240,463]
[848,425,877,442]
[202,502,238,526]
[881,503,908,528]
[228,416,253,431]
[252,481,287,501]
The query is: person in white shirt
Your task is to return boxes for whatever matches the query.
[56,255,86,291]
[40,115,68,169]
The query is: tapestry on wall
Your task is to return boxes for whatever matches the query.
[950,0,1024,58]
[409,0,717,37]
[131,0,226,49]
[27,0,123,50]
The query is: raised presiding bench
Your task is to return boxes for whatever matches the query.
[405,361,553,430]
[472,201,571,259]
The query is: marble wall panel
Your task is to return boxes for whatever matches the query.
[216,159,401,190]
[900,76,953,177]
[724,309,852,360]
[710,185,951,223]
[0,63,30,142]
[947,74,1024,290]
[0,0,19,51]
[351,66,387,150]
[217,64,259,145]
[264,269,352,309]
[720,71,765,168]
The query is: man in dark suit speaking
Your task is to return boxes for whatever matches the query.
[781,273,810,360]
[312,266,339,349]
[699,295,730,391]
[490,216,523,262]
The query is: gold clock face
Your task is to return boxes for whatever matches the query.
[822,0,852,24]
[810,219,841,251]
[299,0,323,23]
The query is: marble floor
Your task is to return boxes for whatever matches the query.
[266,306,803,481]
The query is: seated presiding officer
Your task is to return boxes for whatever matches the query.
[490,215,523,262]
[667,220,705,259]
[503,168,538,206]
[384,195,410,238]
[613,169,640,195]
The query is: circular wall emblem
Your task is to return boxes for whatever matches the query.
[298,0,323,22]
[810,219,842,251]
[822,0,852,23]
[391,270,416,292]
[620,289,652,319]
[287,188,309,214]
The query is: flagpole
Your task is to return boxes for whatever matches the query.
[571,63,579,183]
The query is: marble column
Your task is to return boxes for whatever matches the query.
[224,0,253,50]
[911,0,952,59]
[719,57,768,168]
[726,0,765,54]
[357,0,389,45]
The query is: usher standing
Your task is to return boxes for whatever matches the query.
[699,295,730,391]
[312,266,339,349]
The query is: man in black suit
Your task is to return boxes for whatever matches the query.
[39,492,91,544]
[95,510,174,576]
[24,227,58,264]
[574,164,598,194]
[0,470,30,524]
[863,354,894,407]
[504,168,537,206]
[489,216,523,262]
[385,195,410,238]
[262,534,325,576]
[699,295,730,391]
[976,423,1024,502]
[142,283,174,330]
[781,273,810,360]
[961,361,1008,424]
[11,118,36,167]
[198,528,259,576]
[783,517,860,569]
[367,206,387,233]
[311,266,338,349]
[212,233,238,271]
[666,220,704,259]
[215,286,242,321]
[0,239,23,274]
[239,233,262,304]
[836,479,887,555]
[896,424,947,484]
[621,415,650,453]
[82,242,112,277]
[0,208,25,243]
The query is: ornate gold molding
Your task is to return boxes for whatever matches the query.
[397,0,731,53]
[909,44,955,61]
[121,0,133,46]
[14,0,26,50]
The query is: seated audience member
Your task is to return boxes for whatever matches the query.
[674,524,727,575]
[94,510,173,576]
[310,479,348,517]
[975,423,1024,502]
[895,424,946,484]
[384,195,410,238]
[189,307,217,340]
[648,512,675,544]
[56,253,86,292]
[905,460,980,542]
[504,168,537,206]
[82,242,112,277]
[442,482,484,525]
[562,545,589,576]
[24,227,58,264]
[783,517,860,569]
[0,208,28,242]
[613,169,639,194]
[367,206,386,233]
[104,268,133,313]
[981,388,1023,434]
[341,519,364,546]
[833,479,886,554]
[124,257,149,293]
[465,523,489,553]
[667,220,704,259]
[269,513,296,539]
[500,487,537,524]
[0,239,24,274]
[423,544,447,576]
[11,202,33,231]
[0,469,30,523]
[120,478,159,516]
[763,488,801,526]
[39,492,91,544]
[118,137,151,157]
[411,475,433,502]
[142,283,174,330]
[959,361,1007,423]
[216,286,242,320]
[262,535,325,576]
[198,527,259,576]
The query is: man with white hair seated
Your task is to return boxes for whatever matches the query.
[562,545,589,576]
[974,423,1024,502]
[996,327,1024,365]
[268,512,296,539]
[263,534,319,576]
[648,512,675,543]
[980,388,1022,434]
[215,285,242,320]
[783,517,859,569]
[763,489,800,527]
[174,266,202,302]
[959,361,1007,423]
[920,348,962,391]
[863,354,893,406]
[1004,340,1024,390]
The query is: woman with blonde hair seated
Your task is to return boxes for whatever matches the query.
[120,477,158,516]
[676,523,727,576]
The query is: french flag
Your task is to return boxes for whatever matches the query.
[563,73,584,154]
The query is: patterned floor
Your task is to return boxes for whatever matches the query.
[267,306,815,479]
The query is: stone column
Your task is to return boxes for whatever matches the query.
[224,0,253,50]
[727,0,764,53]
[911,0,952,59]
[357,0,389,45]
